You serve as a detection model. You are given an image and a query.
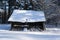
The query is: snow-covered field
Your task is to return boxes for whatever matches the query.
[0,24,60,40]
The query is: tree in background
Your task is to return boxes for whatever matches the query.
[44,0,60,27]
[15,0,44,10]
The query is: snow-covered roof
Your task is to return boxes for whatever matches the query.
[8,10,46,22]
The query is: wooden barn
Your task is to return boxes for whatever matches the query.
[8,10,46,31]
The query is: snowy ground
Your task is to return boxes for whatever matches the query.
[0,24,60,40]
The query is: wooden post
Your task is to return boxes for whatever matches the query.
[10,22,14,30]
